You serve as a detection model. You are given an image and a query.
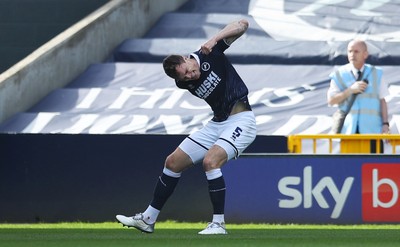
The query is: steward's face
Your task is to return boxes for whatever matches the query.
[347,41,368,68]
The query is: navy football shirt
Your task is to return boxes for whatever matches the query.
[175,40,250,122]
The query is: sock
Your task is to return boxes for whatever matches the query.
[142,205,160,224]
[149,168,180,217]
[206,169,226,217]
[212,214,225,224]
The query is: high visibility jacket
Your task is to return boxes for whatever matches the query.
[330,64,383,134]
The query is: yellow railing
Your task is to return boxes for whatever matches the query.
[288,134,400,154]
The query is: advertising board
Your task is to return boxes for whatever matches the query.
[224,155,400,224]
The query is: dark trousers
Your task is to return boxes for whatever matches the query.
[355,126,384,154]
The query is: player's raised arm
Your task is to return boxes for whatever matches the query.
[201,19,249,54]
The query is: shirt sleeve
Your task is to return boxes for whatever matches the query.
[327,78,341,106]
[214,39,230,53]
[380,79,389,99]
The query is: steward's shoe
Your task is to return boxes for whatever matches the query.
[198,222,227,235]
[116,213,155,233]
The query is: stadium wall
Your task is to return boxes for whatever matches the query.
[1,133,399,224]
[0,133,287,223]
[0,0,109,74]
[0,0,188,125]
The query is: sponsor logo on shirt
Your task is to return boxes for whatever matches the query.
[195,71,221,99]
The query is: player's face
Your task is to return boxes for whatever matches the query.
[175,58,201,81]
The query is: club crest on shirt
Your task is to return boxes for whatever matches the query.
[201,62,210,72]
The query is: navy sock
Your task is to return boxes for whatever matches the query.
[150,173,179,210]
[208,176,226,214]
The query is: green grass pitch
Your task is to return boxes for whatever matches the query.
[0,221,399,247]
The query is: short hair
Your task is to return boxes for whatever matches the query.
[163,55,185,79]
[348,39,368,52]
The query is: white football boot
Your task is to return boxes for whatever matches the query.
[116,213,155,233]
[198,222,228,235]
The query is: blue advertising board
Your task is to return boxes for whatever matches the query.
[1,133,399,223]
[223,155,400,224]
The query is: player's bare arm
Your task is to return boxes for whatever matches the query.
[201,19,249,54]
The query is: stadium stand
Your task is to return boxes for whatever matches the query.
[1,0,399,137]
[2,0,400,137]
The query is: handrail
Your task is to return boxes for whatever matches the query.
[288,134,400,154]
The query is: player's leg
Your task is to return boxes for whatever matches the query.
[199,111,257,235]
[198,145,228,235]
[145,147,193,223]
[116,147,193,233]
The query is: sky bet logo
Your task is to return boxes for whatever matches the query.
[278,164,400,222]
[278,166,354,219]
[362,164,400,222]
